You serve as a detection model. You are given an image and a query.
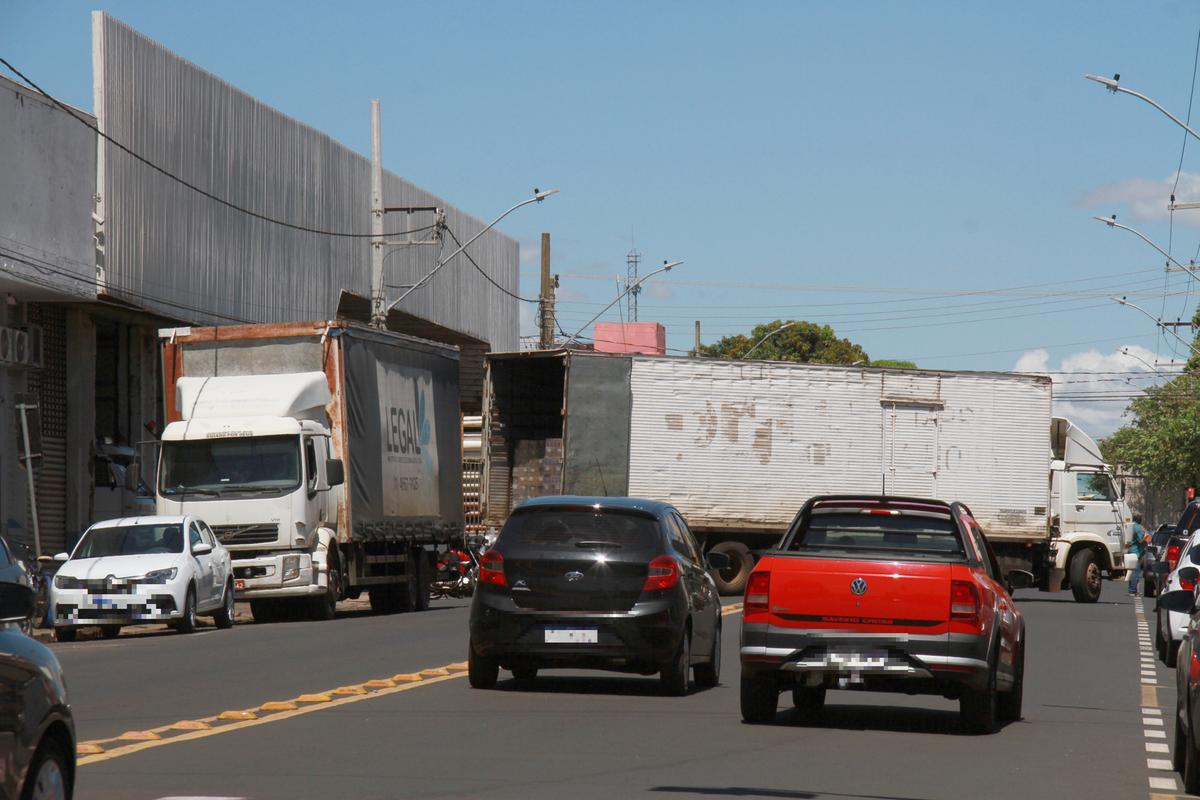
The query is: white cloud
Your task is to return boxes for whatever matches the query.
[519,302,537,336]
[1012,345,1183,438]
[644,281,675,301]
[1078,172,1200,223]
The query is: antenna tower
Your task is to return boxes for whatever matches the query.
[625,248,641,322]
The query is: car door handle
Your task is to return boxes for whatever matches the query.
[1075,505,1085,511]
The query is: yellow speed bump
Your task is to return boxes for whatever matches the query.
[295,693,332,704]
[259,701,298,712]
[332,685,367,696]
[218,710,257,721]
[391,673,422,683]
[117,730,160,741]
[170,720,210,731]
[365,679,395,689]
[420,668,450,678]
[76,743,105,755]
[446,662,468,672]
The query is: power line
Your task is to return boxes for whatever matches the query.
[443,226,538,303]
[0,56,437,240]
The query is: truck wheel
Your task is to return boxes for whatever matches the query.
[468,641,498,689]
[660,631,692,696]
[368,586,395,615]
[960,658,999,734]
[416,552,432,611]
[1068,548,1102,603]
[250,599,278,624]
[740,675,778,724]
[710,541,754,595]
[997,641,1024,722]
[309,556,340,621]
[100,625,121,639]
[53,627,76,643]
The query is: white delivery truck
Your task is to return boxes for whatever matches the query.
[157,321,463,621]
[481,351,1132,602]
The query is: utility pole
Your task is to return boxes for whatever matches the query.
[693,320,701,356]
[538,233,556,348]
[369,100,386,328]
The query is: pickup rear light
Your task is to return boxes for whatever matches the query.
[479,549,506,587]
[643,555,679,592]
[950,580,981,626]
[1169,544,1182,570]
[1182,576,1197,592]
[745,571,770,614]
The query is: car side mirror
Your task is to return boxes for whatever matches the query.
[1006,569,1036,592]
[192,543,213,556]
[53,552,69,563]
[706,552,731,571]
[326,459,345,488]
[0,582,34,624]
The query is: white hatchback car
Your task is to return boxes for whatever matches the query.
[1157,530,1200,666]
[51,516,234,642]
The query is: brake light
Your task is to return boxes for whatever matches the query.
[1169,544,1182,570]
[1183,576,1197,592]
[643,555,679,592]
[745,571,770,615]
[1191,647,1200,681]
[479,549,505,587]
[950,580,981,626]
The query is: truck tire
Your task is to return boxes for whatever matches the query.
[740,675,778,724]
[308,554,340,621]
[960,658,999,734]
[416,551,432,611]
[710,541,754,595]
[1068,548,1102,603]
[250,599,279,623]
[368,586,396,615]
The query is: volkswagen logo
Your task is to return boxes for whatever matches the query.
[564,571,585,583]
[850,578,868,596]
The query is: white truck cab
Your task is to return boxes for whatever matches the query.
[156,372,345,618]
[1047,417,1132,602]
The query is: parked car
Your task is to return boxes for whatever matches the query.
[468,496,727,695]
[1145,524,1183,597]
[739,495,1029,734]
[0,580,75,800]
[1171,566,1200,791]
[51,516,234,642]
[1157,530,1200,666]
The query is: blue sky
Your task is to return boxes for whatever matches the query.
[4,1,1200,433]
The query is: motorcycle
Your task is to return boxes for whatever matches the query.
[430,536,486,599]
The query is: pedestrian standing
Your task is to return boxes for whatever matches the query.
[1128,513,1149,596]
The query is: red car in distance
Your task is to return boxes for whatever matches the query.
[739,495,1029,734]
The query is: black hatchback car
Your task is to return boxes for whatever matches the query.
[468,496,726,695]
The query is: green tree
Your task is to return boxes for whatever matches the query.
[870,359,918,369]
[1102,371,1200,488]
[699,320,869,364]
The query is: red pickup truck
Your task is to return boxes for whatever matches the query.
[739,495,1028,734]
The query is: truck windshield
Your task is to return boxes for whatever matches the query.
[159,435,301,496]
[786,511,965,559]
[74,524,184,558]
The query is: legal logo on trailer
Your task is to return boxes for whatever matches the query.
[377,363,440,517]
[850,578,868,596]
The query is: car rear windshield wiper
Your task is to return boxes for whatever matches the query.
[574,540,623,549]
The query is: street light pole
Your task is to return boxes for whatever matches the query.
[388,189,559,313]
[741,320,797,359]
[562,260,685,346]
[1085,74,1200,144]
[1092,216,1200,282]
[1112,296,1200,355]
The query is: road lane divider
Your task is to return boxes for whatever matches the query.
[76,603,744,766]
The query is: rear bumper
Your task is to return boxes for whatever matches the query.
[470,590,685,671]
[740,625,991,694]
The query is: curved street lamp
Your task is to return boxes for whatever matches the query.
[1091,216,1200,282]
[1086,74,1200,144]
[388,188,559,312]
[740,320,799,359]
[1112,296,1200,355]
[562,260,685,346]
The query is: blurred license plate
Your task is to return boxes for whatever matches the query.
[235,579,246,591]
[827,650,888,669]
[545,627,597,644]
[86,595,122,609]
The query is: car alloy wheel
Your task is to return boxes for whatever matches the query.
[25,741,68,800]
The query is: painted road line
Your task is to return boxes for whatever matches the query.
[1144,707,1162,715]
[1147,758,1174,770]
[1146,728,1168,739]
[1147,743,1170,753]
[1145,717,1165,726]
[75,605,747,763]
[1148,776,1179,791]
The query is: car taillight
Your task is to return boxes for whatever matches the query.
[950,580,981,626]
[643,555,679,592]
[1169,544,1182,570]
[479,549,505,587]
[1190,647,1200,681]
[744,571,770,614]
[1183,576,1197,592]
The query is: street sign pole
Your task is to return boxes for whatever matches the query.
[17,401,40,558]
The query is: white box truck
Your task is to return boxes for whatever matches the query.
[157,321,463,621]
[482,351,1132,602]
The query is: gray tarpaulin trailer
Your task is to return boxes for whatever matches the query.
[483,350,1053,594]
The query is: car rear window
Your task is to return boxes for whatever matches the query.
[499,509,659,553]
[1153,530,1174,547]
[786,510,965,559]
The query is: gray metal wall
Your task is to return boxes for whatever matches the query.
[92,13,519,350]
[0,75,97,299]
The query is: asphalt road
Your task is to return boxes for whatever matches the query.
[50,584,1180,800]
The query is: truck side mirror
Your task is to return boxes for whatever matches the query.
[326,459,345,487]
